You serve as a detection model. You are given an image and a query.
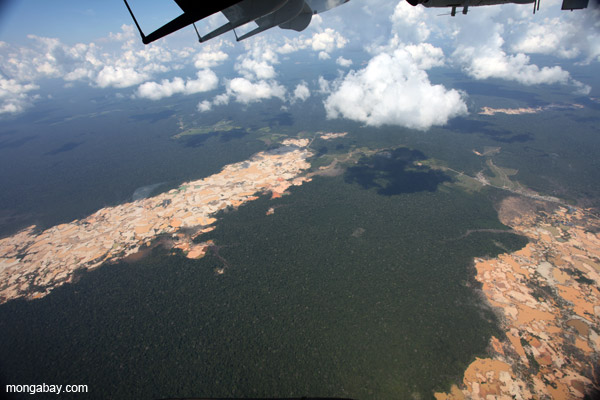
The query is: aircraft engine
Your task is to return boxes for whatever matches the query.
[279,2,313,31]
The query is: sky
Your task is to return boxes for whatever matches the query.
[0,0,598,130]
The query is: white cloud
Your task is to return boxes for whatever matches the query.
[452,29,588,91]
[3,25,186,84]
[381,0,595,93]
[275,28,348,58]
[511,13,600,63]
[213,92,230,106]
[0,78,39,114]
[455,46,570,85]
[293,82,310,102]
[197,100,212,112]
[196,37,291,108]
[336,56,353,67]
[310,28,348,53]
[235,38,279,80]
[97,66,149,88]
[0,24,218,112]
[276,41,298,54]
[136,70,218,100]
[109,24,136,42]
[0,1,596,117]
[64,67,94,82]
[405,43,445,70]
[317,76,331,94]
[194,50,229,68]
[193,41,230,68]
[0,27,176,91]
[136,78,184,100]
[390,1,431,43]
[237,58,276,79]
[323,47,467,130]
[226,78,286,104]
[185,70,219,92]
[318,51,330,60]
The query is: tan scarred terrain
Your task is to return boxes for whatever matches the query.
[436,197,600,399]
[1,129,599,398]
[0,138,313,303]
[479,104,584,116]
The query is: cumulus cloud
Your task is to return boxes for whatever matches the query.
[237,57,276,79]
[1,1,596,117]
[317,76,331,94]
[213,92,230,106]
[323,47,467,130]
[136,70,218,100]
[275,28,348,58]
[0,26,178,91]
[97,66,149,88]
[197,100,212,112]
[0,24,227,113]
[452,28,589,92]
[310,28,348,53]
[222,78,286,104]
[235,39,279,80]
[293,82,310,102]
[336,56,353,67]
[194,50,228,68]
[193,41,230,68]
[405,43,445,70]
[0,78,39,114]
[383,0,594,93]
[108,24,136,42]
[200,37,289,109]
[390,1,431,43]
[318,51,330,60]
[511,12,600,63]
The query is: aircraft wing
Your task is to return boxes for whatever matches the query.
[125,0,350,45]
[123,0,244,44]
[561,0,589,9]
[199,0,289,42]
[173,0,199,13]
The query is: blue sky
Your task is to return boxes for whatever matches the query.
[0,1,184,44]
[0,0,598,128]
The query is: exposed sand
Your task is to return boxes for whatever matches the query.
[479,103,584,116]
[319,132,348,140]
[479,106,542,116]
[0,139,313,303]
[436,197,600,399]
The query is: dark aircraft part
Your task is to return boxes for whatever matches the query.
[221,0,289,25]
[202,0,289,42]
[305,0,350,13]
[256,0,306,27]
[279,2,313,31]
[408,0,588,11]
[419,0,534,6]
[561,0,589,9]
[125,0,350,44]
[123,0,243,44]
[237,0,306,40]
[408,0,536,7]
